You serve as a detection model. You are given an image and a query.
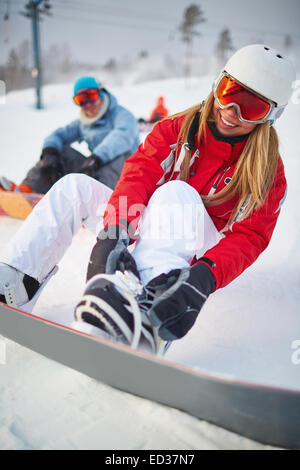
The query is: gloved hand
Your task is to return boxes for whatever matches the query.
[40,147,64,184]
[78,154,104,178]
[40,147,63,171]
[147,263,216,341]
[87,225,139,281]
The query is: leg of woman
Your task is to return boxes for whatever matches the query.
[132,180,224,285]
[0,174,112,283]
[74,180,224,352]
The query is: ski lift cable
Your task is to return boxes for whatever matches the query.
[52,0,300,40]
[4,1,300,42]
[52,10,300,42]
[54,1,300,41]
[51,1,181,26]
[53,12,173,33]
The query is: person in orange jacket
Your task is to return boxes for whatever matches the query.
[138,96,169,128]
[148,95,169,123]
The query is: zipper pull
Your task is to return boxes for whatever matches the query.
[208,183,218,196]
[208,166,231,196]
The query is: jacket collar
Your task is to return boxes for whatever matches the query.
[201,122,249,164]
[207,121,250,144]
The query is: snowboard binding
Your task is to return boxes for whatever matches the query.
[74,270,166,356]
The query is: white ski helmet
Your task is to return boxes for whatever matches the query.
[223,44,296,107]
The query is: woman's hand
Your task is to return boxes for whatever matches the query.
[87,225,139,280]
[147,263,216,341]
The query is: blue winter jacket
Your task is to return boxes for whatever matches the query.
[43,91,140,164]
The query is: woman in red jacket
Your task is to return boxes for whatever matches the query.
[0,44,296,354]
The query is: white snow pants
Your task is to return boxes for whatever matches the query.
[0,174,224,286]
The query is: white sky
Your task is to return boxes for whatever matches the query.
[0,0,299,66]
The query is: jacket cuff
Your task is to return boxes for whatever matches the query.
[104,218,135,242]
[193,258,217,293]
[41,147,61,158]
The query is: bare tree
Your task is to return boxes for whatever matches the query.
[60,43,73,75]
[103,58,118,72]
[43,43,74,82]
[17,39,31,70]
[139,50,149,60]
[6,49,19,90]
[2,40,32,91]
[179,4,206,81]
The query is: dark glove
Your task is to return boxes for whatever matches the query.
[78,154,104,178]
[147,263,216,341]
[87,225,139,281]
[40,147,63,170]
[40,147,64,183]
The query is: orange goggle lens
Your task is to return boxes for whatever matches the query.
[73,89,100,106]
[216,76,271,122]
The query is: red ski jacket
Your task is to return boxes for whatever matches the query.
[104,116,287,290]
[148,96,169,122]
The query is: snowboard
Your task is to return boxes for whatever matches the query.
[0,191,43,219]
[0,301,299,449]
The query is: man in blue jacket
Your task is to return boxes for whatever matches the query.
[0,76,140,193]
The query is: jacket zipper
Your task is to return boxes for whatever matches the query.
[208,166,231,196]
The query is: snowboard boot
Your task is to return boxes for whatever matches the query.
[0,176,33,193]
[0,176,17,192]
[74,270,166,355]
[0,263,58,313]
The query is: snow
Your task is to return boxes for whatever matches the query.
[0,76,300,450]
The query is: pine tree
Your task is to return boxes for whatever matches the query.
[215,29,234,67]
[179,4,206,81]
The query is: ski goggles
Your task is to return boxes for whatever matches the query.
[73,88,101,107]
[214,72,284,124]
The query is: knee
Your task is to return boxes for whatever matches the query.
[49,174,112,210]
[150,180,200,204]
[51,173,92,194]
[56,173,89,187]
[41,174,93,206]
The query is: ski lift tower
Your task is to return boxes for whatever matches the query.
[20,0,52,110]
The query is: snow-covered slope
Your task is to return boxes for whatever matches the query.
[0,77,299,450]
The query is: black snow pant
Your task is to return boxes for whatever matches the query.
[21,145,131,194]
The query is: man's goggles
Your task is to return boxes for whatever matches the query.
[214,73,283,124]
[73,88,100,107]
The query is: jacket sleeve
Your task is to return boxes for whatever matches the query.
[42,120,81,153]
[92,108,139,163]
[103,117,181,236]
[196,158,287,290]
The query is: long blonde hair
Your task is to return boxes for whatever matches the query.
[168,91,280,226]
